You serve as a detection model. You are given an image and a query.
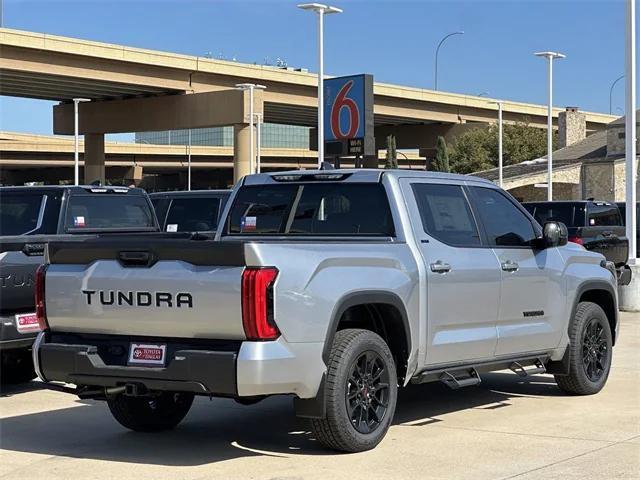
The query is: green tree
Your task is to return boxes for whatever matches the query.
[384,134,398,169]
[431,136,450,172]
[448,121,556,174]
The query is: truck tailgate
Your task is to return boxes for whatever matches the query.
[44,240,247,340]
[579,226,628,267]
[0,239,45,313]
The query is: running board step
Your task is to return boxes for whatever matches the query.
[509,358,546,377]
[440,368,481,389]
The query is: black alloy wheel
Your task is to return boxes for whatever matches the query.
[582,317,609,382]
[346,351,390,434]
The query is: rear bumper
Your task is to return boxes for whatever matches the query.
[0,313,37,352]
[34,332,325,399]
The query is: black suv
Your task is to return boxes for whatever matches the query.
[523,200,630,284]
[150,190,230,237]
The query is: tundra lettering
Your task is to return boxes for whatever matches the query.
[81,290,193,308]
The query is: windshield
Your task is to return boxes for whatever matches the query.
[65,194,155,232]
[226,183,395,236]
[0,193,45,235]
[164,197,222,232]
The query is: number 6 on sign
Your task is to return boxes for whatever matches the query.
[330,80,360,139]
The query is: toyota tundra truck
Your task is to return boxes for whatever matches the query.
[34,170,619,452]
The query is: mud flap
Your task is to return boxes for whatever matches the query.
[293,374,326,418]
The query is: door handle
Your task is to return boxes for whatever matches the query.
[501,260,519,272]
[430,261,451,273]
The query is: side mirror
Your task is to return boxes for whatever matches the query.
[542,221,568,248]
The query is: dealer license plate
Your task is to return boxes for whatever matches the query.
[128,343,167,367]
[15,313,40,334]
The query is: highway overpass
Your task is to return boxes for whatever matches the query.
[0,28,617,184]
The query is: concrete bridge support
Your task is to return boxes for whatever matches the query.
[233,124,256,183]
[84,133,105,184]
[53,89,263,186]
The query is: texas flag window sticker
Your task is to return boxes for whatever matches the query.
[74,216,86,227]
[241,216,257,232]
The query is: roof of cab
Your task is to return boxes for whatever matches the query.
[149,189,230,197]
[0,185,146,195]
[243,169,496,186]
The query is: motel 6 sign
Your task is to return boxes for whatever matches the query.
[324,74,374,157]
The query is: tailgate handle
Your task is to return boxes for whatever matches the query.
[602,231,613,237]
[118,250,153,267]
[22,243,45,256]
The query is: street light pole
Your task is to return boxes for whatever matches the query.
[235,83,266,175]
[72,98,90,186]
[298,3,343,168]
[434,31,464,91]
[254,113,263,173]
[534,51,565,201]
[187,128,192,191]
[625,0,636,262]
[491,100,504,188]
[610,74,625,115]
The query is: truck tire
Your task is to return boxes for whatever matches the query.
[310,329,398,452]
[1,351,36,384]
[107,392,194,432]
[555,301,613,395]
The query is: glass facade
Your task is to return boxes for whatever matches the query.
[136,123,310,149]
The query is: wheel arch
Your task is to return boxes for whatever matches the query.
[322,290,411,382]
[574,281,618,346]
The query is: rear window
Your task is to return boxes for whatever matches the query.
[164,197,222,232]
[0,193,45,235]
[588,204,621,226]
[227,183,395,236]
[65,194,155,232]
[524,203,585,227]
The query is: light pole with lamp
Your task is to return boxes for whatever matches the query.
[297,3,343,168]
[235,83,266,174]
[434,31,464,91]
[534,51,565,201]
[72,98,90,185]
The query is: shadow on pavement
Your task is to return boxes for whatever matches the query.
[0,372,563,465]
[0,380,45,398]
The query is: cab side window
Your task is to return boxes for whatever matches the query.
[412,183,481,246]
[470,187,537,247]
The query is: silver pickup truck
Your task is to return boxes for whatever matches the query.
[34,170,619,452]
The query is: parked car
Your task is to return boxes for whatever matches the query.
[34,170,619,452]
[523,200,631,285]
[0,185,159,384]
[150,190,230,237]
[615,202,640,249]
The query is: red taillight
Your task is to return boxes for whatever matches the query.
[241,267,279,340]
[569,236,584,245]
[35,264,48,331]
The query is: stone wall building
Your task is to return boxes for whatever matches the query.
[476,108,639,202]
